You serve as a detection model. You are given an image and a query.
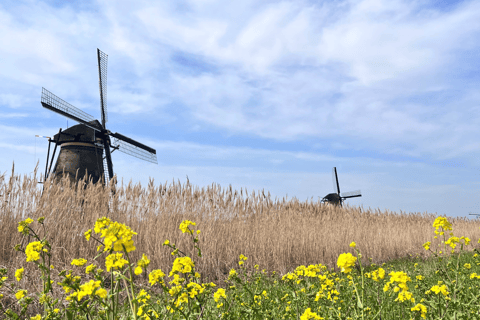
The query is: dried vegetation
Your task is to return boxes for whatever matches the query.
[2,163,480,292]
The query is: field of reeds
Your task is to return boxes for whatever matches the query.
[2,163,480,319]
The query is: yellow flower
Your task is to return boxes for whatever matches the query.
[464,263,472,269]
[15,267,24,281]
[96,288,107,298]
[30,315,41,320]
[71,258,87,266]
[105,253,128,272]
[431,285,449,296]
[138,254,150,268]
[170,257,195,276]
[433,217,452,231]
[84,229,92,241]
[149,269,166,286]
[229,269,237,279]
[179,220,196,234]
[25,241,44,262]
[18,218,34,234]
[163,239,170,246]
[372,268,385,281]
[214,288,227,302]
[349,242,356,248]
[411,303,427,318]
[422,242,431,251]
[300,307,323,320]
[85,264,97,274]
[15,290,27,300]
[93,217,137,253]
[134,266,143,275]
[337,253,357,273]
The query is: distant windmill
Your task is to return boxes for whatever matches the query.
[321,167,362,207]
[40,48,157,187]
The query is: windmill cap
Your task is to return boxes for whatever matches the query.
[53,120,103,144]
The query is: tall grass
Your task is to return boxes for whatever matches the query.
[2,162,480,313]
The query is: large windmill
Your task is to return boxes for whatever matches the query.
[321,167,361,207]
[40,48,157,187]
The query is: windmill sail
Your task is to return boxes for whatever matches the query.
[341,190,362,198]
[41,88,99,132]
[97,48,108,126]
[111,134,158,164]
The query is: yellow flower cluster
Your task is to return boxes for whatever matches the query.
[169,257,195,276]
[149,269,166,286]
[17,218,33,234]
[300,307,324,320]
[337,253,357,273]
[15,289,27,300]
[238,254,248,266]
[15,267,24,281]
[68,280,107,301]
[370,268,385,282]
[384,271,414,303]
[105,253,129,272]
[411,303,427,319]
[25,241,44,262]
[433,217,452,232]
[92,217,137,253]
[179,220,196,234]
[135,254,150,275]
[71,258,87,266]
[430,284,449,296]
[214,288,226,308]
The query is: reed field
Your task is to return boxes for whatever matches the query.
[2,163,480,319]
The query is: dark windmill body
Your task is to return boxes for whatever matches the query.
[40,49,157,187]
[321,167,362,207]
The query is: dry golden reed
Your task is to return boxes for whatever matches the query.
[2,162,480,291]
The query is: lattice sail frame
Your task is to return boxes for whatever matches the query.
[97,49,108,125]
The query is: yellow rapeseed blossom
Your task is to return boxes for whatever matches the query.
[179,220,196,234]
[71,258,87,266]
[422,242,431,250]
[30,315,41,320]
[372,268,385,281]
[300,307,323,320]
[411,303,427,319]
[93,217,137,253]
[15,290,27,300]
[349,242,356,248]
[25,241,44,262]
[431,285,449,296]
[460,236,471,245]
[163,240,170,246]
[15,267,24,281]
[433,217,452,231]
[105,253,128,272]
[337,253,357,273]
[464,263,472,269]
[149,269,166,286]
[170,257,195,276]
[84,229,92,241]
[214,288,226,302]
[85,264,97,274]
[18,218,34,234]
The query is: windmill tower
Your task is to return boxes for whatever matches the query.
[40,49,157,187]
[321,167,362,207]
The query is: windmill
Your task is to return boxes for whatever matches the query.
[40,48,157,188]
[321,167,361,207]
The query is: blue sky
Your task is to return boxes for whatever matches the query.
[1,0,479,218]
